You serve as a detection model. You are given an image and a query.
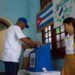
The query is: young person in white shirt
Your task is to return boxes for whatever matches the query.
[1,17,39,75]
[61,17,75,75]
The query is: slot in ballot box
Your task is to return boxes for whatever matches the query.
[28,43,54,72]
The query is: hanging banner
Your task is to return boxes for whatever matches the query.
[36,2,54,32]
[53,0,72,28]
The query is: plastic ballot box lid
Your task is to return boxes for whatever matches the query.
[28,43,54,72]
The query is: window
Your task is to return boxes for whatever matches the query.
[0,22,9,30]
[42,25,52,50]
[0,18,10,31]
[42,24,65,59]
[55,25,65,48]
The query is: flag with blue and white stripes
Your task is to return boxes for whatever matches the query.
[36,3,54,31]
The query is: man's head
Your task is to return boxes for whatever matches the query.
[16,17,29,29]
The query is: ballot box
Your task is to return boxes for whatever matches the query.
[28,43,54,72]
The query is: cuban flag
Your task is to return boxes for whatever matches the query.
[36,3,54,31]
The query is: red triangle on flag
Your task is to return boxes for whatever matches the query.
[36,17,43,25]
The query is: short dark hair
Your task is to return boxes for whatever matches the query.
[63,17,75,30]
[63,17,75,24]
[63,17,75,36]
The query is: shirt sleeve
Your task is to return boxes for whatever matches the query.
[14,26,26,39]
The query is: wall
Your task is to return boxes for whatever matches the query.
[0,0,41,41]
[69,0,75,18]
[53,0,75,71]
[22,0,42,41]
[0,0,41,72]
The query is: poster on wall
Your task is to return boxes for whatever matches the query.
[53,0,72,28]
[36,0,74,31]
[36,2,54,32]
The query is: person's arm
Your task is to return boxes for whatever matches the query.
[14,26,39,47]
[22,44,33,49]
[20,37,38,48]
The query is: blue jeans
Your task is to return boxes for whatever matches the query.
[3,62,19,75]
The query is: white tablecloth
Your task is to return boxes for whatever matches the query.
[18,70,60,75]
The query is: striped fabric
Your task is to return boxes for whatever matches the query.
[57,6,64,19]
[36,3,54,31]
